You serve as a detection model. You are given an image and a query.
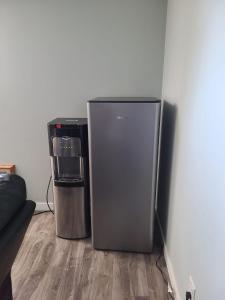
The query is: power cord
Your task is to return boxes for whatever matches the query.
[46,176,54,215]
[156,248,175,300]
[33,176,54,216]
[33,211,49,216]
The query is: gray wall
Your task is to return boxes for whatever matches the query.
[159,0,225,299]
[0,0,167,206]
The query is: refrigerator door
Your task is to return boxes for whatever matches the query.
[88,101,161,252]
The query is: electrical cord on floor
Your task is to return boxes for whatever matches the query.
[156,247,175,300]
[33,176,54,216]
[33,211,49,216]
[46,175,54,215]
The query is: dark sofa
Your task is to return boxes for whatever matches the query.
[0,175,35,300]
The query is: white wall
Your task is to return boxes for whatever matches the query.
[0,0,167,205]
[159,0,225,299]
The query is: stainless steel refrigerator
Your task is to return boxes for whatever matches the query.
[87,97,161,253]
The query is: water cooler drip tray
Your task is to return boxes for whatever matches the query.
[54,178,85,187]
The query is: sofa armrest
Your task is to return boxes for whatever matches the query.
[0,200,35,286]
[0,175,27,232]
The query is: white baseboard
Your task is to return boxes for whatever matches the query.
[35,202,54,211]
[156,213,181,300]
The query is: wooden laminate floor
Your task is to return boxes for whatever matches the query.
[12,213,169,300]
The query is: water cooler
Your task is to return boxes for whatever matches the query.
[48,118,90,239]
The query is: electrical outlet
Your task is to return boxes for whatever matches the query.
[186,276,196,300]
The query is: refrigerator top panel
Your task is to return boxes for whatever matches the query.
[88,97,161,103]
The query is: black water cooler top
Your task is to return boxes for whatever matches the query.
[48,118,88,157]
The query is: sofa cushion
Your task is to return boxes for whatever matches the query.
[0,175,27,232]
